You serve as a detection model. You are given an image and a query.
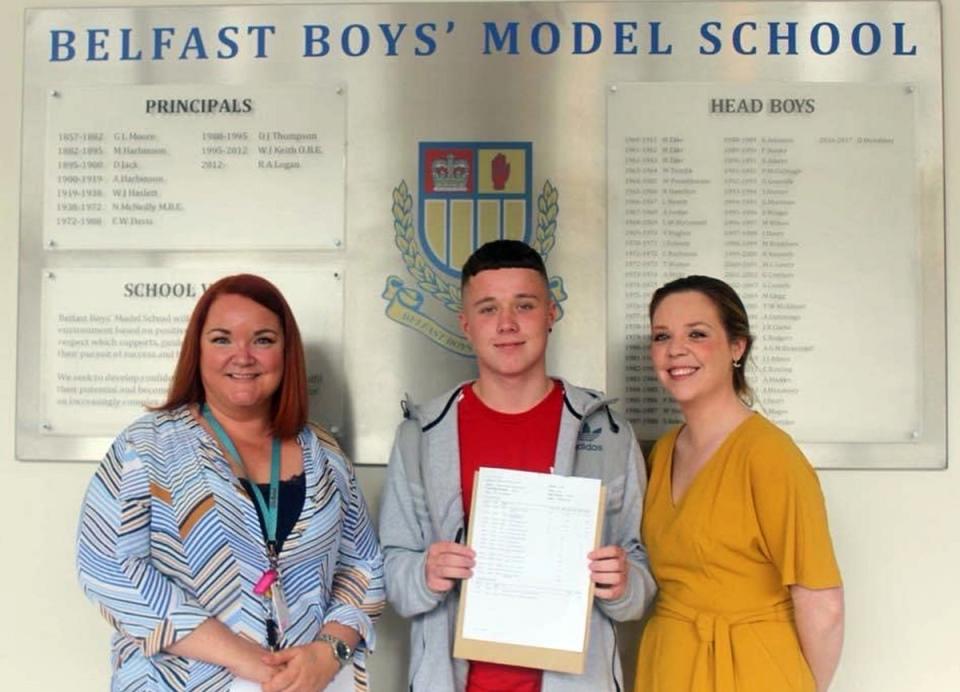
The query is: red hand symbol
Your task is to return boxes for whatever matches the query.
[491,153,510,190]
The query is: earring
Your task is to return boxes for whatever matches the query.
[733,360,742,369]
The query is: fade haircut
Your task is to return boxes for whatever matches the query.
[460,239,549,292]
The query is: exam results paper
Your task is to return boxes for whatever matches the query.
[460,467,602,652]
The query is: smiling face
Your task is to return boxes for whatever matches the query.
[199,293,285,419]
[649,290,746,409]
[459,267,556,383]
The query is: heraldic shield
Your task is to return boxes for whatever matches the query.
[383,140,566,357]
[419,142,533,279]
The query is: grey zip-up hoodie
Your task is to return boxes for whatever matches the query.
[379,380,657,692]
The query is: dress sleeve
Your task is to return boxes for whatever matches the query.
[75,429,211,656]
[749,427,842,589]
[321,449,386,652]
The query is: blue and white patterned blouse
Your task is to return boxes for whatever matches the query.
[77,406,384,691]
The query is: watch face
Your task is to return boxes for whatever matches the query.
[335,641,350,660]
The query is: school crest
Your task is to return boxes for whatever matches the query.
[383,141,566,356]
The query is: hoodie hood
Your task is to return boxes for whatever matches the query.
[402,378,619,431]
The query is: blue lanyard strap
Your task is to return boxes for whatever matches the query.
[202,404,281,548]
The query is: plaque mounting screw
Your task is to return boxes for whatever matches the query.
[335,239,342,248]
[50,90,60,98]
[333,272,340,280]
[905,85,915,94]
[41,423,52,431]
[336,86,344,95]
[46,239,56,248]
[910,430,920,439]
[329,426,340,435]
[609,85,618,93]
[45,271,55,279]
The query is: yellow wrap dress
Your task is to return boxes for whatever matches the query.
[635,413,841,692]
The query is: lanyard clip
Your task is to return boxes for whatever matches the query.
[253,568,278,597]
[267,541,279,568]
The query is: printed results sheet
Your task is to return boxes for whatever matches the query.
[460,468,602,652]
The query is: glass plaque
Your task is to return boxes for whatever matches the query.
[43,84,345,250]
[607,82,922,444]
[39,266,344,436]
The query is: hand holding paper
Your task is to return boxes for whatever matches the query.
[425,541,475,593]
[588,545,628,601]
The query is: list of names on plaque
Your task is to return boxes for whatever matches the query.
[609,83,921,443]
[44,85,346,250]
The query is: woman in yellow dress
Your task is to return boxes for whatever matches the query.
[635,275,844,692]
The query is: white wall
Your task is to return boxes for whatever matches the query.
[2,1,958,690]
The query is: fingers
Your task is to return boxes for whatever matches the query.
[262,664,297,692]
[588,545,626,572]
[592,569,627,601]
[591,569,625,585]
[426,542,475,577]
[593,584,626,600]
[425,541,476,593]
[262,646,332,692]
[429,541,475,559]
[262,649,296,666]
[589,545,627,601]
[588,545,624,562]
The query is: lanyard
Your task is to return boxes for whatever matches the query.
[202,404,282,550]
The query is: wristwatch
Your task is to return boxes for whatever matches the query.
[317,633,353,668]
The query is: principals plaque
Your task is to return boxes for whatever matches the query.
[44,84,346,250]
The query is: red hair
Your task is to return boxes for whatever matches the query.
[157,274,308,438]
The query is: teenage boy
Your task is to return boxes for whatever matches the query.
[380,240,656,692]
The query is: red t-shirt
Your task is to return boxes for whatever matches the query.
[458,380,564,692]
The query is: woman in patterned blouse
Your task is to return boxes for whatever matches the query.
[77,274,384,691]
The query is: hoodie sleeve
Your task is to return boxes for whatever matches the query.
[594,423,658,622]
[379,419,447,617]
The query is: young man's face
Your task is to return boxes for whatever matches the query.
[459,267,556,382]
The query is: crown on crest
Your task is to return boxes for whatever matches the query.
[431,153,470,192]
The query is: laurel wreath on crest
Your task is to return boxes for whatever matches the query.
[535,180,559,261]
[392,179,559,311]
[392,180,463,311]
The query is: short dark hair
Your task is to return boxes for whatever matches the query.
[157,274,308,438]
[649,275,754,404]
[460,239,548,291]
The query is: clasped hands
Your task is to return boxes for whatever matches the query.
[425,541,628,601]
[235,641,341,692]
